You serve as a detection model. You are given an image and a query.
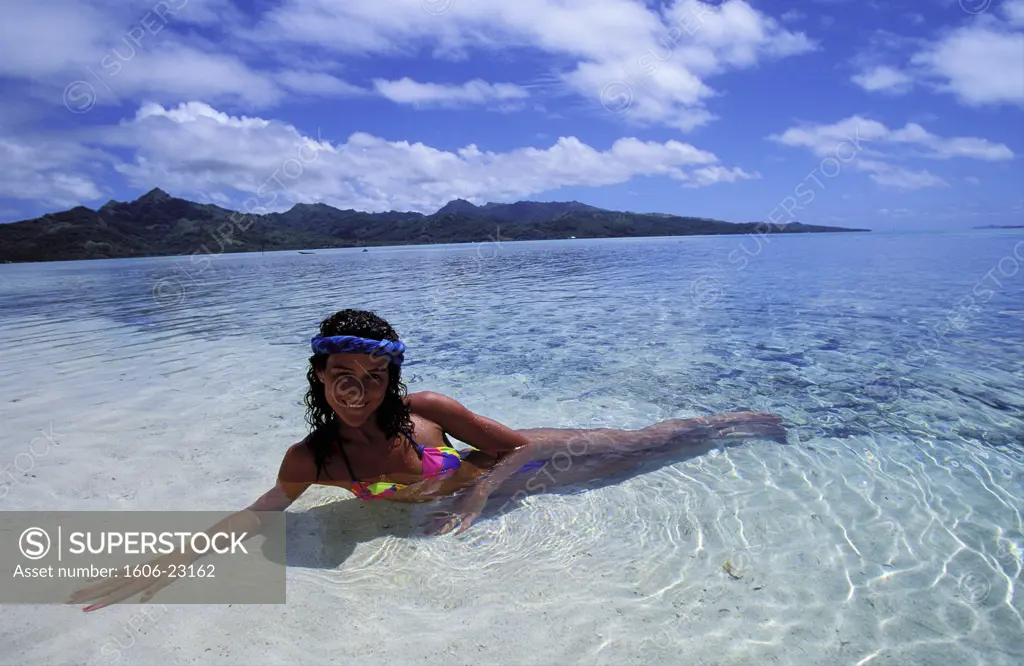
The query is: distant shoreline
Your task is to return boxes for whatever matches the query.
[1,232,878,266]
[0,188,870,264]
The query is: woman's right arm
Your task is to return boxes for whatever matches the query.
[245,441,316,513]
[68,443,314,611]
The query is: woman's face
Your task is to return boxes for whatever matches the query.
[317,353,390,426]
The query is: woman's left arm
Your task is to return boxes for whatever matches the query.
[409,392,540,534]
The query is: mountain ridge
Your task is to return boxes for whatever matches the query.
[0,189,871,263]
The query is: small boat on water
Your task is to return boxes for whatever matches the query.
[297,251,315,254]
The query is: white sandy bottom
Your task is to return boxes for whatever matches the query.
[2,418,1022,666]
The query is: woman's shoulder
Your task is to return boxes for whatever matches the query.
[405,390,436,411]
[285,437,314,458]
[405,390,458,416]
[278,437,319,482]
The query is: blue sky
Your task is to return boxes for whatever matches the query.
[0,0,1021,230]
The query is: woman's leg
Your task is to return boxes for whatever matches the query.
[513,411,787,459]
[487,412,786,501]
[487,453,637,497]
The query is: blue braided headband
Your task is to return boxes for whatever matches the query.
[310,335,406,366]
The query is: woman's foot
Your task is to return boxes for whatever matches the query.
[654,412,788,445]
[709,411,788,443]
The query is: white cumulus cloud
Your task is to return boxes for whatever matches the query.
[1003,0,1024,27]
[851,65,913,94]
[373,78,530,108]
[911,19,1024,107]
[768,115,1013,189]
[98,102,755,214]
[0,135,107,207]
[854,5,1024,107]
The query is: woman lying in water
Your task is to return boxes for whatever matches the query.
[70,308,786,611]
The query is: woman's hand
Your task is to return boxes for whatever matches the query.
[423,489,488,536]
[66,479,291,613]
[67,549,199,612]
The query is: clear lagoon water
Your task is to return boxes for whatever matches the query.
[1,230,1022,665]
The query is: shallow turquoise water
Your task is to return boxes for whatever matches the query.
[1,230,1022,665]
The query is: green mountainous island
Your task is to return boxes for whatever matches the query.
[0,188,870,263]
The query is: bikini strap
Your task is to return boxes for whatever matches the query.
[403,428,426,456]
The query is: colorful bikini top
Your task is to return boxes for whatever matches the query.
[337,429,463,501]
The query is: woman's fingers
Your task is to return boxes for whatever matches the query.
[432,517,454,535]
[422,511,454,534]
[68,576,134,604]
[422,510,467,536]
[444,517,463,535]
[70,550,197,610]
[139,577,172,603]
[82,579,155,612]
[452,513,477,535]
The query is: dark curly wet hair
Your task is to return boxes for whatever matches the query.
[303,309,414,481]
